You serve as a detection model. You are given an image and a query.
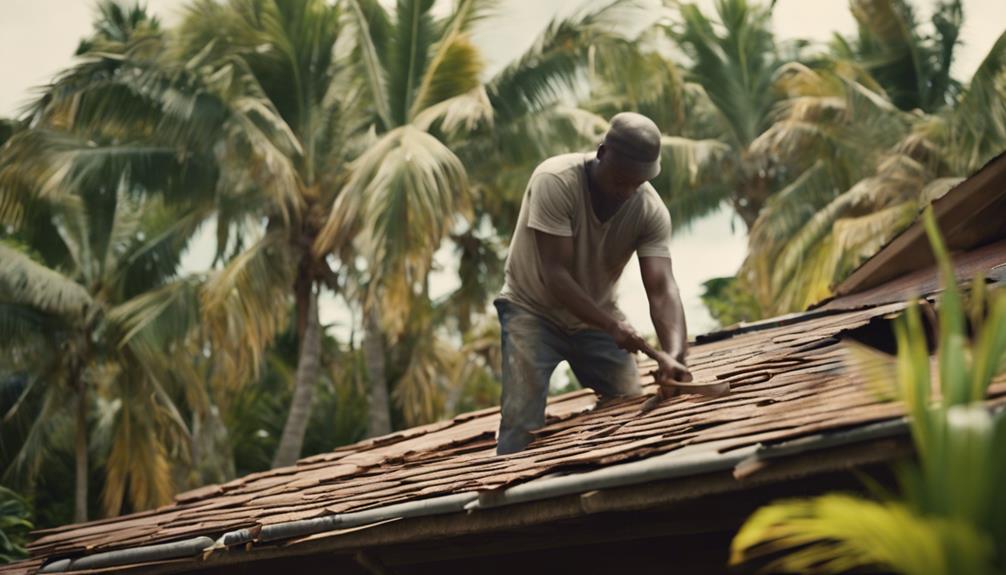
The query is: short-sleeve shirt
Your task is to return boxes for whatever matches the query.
[498,152,673,332]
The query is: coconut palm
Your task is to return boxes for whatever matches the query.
[736,61,926,314]
[836,0,963,114]
[661,0,787,229]
[0,1,233,521]
[734,11,1006,317]
[162,0,373,467]
[730,209,1006,574]
[172,0,495,453]
[0,186,202,521]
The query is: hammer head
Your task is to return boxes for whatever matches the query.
[637,373,730,414]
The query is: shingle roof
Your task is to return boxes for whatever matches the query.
[8,154,1006,575]
[11,241,1006,574]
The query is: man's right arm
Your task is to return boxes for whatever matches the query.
[535,230,648,353]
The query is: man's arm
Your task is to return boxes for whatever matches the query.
[640,255,692,382]
[535,230,647,352]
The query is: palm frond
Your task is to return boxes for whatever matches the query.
[391,319,460,426]
[2,383,73,486]
[386,0,437,126]
[946,26,1006,173]
[106,275,203,348]
[487,0,641,125]
[748,161,838,254]
[316,125,470,334]
[848,0,962,113]
[347,0,394,129]
[100,182,143,282]
[671,0,779,148]
[100,384,175,515]
[118,204,210,296]
[777,201,917,314]
[408,0,490,120]
[0,243,92,317]
[0,303,62,352]
[202,231,295,385]
[412,86,493,134]
[656,135,732,228]
[730,494,993,575]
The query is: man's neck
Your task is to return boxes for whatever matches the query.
[586,158,622,222]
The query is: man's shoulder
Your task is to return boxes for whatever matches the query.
[531,152,589,182]
[637,183,670,217]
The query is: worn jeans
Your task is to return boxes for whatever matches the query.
[494,298,642,455]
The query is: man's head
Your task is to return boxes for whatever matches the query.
[593,112,662,202]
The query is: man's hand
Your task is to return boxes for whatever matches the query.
[607,320,648,353]
[653,350,692,384]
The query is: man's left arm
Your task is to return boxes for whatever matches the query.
[640,256,688,365]
[636,201,691,383]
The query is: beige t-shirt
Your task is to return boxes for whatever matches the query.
[499,152,672,332]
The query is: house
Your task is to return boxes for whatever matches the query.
[4,153,1006,575]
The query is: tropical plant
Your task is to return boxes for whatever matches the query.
[836,0,963,114]
[730,209,1006,574]
[660,0,788,229]
[75,0,162,55]
[225,318,369,476]
[731,0,1006,317]
[0,486,32,563]
[737,60,929,314]
[0,0,281,519]
[0,190,203,521]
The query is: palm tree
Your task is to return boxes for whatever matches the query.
[0,0,294,517]
[0,188,201,521]
[163,0,363,467]
[730,209,1006,575]
[837,0,963,114]
[733,5,1006,317]
[662,0,786,229]
[737,61,926,314]
[0,1,214,522]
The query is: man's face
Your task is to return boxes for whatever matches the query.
[596,146,649,202]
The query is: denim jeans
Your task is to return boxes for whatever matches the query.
[494,298,642,455]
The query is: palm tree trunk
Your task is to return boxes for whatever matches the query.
[272,289,322,468]
[735,173,773,230]
[364,309,391,438]
[74,376,88,523]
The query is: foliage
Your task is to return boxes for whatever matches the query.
[0,486,32,563]
[700,275,761,327]
[840,0,963,113]
[0,192,203,518]
[663,0,788,230]
[726,1,1006,317]
[730,208,1006,574]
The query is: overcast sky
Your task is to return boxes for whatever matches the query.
[2,0,1004,337]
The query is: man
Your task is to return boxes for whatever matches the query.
[494,112,692,456]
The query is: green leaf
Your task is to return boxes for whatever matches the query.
[0,243,92,317]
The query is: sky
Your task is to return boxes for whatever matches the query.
[2,0,1004,338]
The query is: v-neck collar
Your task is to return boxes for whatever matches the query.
[583,154,631,227]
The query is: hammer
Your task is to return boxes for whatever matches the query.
[636,341,728,413]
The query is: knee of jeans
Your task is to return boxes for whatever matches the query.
[594,371,643,399]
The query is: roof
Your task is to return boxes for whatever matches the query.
[9,261,1006,573]
[833,151,1006,296]
[7,154,1006,575]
